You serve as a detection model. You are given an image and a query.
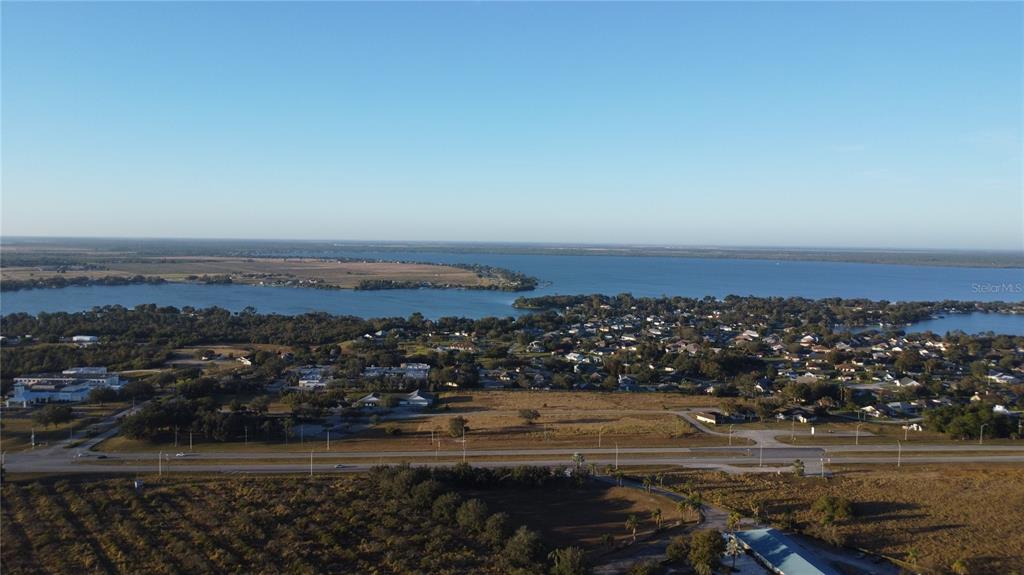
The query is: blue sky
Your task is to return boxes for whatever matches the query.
[2,2,1021,250]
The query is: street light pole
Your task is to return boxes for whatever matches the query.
[615,442,619,470]
[979,424,988,445]
[728,424,734,447]
[462,427,467,463]
[856,423,864,446]
[327,430,331,451]
[158,451,163,477]
[896,440,902,468]
[759,444,763,468]
[309,451,313,477]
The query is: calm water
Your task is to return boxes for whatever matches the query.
[2,252,1022,333]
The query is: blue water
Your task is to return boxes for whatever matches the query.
[2,252,1022,332]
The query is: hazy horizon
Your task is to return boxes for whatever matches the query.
[2,2,1021,250]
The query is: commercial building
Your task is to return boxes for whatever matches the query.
[734,528,842,575]
[7,367,123,406]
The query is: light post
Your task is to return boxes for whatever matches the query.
[462,427,467,463]
[615,442,619,470]
[791,416,796,441]
[189,431,193,451]
[327,430,331,451]
[309,451,313,477]
[759,443,763,468]
[855,423,864,446]
[599,426,605,448]
[979,424,988,445]
[728,424,734,447]
[244,427,248,447]
[158,451,163,477]
[896,440,902,468]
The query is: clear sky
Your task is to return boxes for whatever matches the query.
[2,2,1021,250]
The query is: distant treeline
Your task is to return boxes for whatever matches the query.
[356,263,538,292]
[0,275,167,292]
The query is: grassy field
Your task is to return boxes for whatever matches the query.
[651,464,1024,574]
[439,390,720,412]
[95,409,744,453]
[1,403,130,452]
[2,256,496,289]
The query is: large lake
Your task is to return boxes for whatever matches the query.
[2,251,1022,333]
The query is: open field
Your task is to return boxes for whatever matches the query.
[472,481,687,550]
[94,409,746,453]
[1,403,131,452]
[652,464,1024,574]
[1,256,497,289]
[439,390,720,412]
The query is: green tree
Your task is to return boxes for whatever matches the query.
[481,512,511,548]
[32,404,74,428]
[456,498,489,533]
[548,546,589,575]
[625,514,639,543]
[688,529,725,575]
[431,492,461,522]
[448,416,469,438]
[726,535,743,570]
[503,526,544,569]
[666,534,690,563]
[518,409,541,424]
[792,459,805,476]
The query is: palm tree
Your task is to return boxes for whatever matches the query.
[642,476,653,493]
[652,508,663,530]
[726,535,743,570]
[951,559,969,575]
[727,511,741,533]
[614,470,625,486]
[625,514,639,543]
[655,472,666,488]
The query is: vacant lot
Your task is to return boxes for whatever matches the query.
[440,390,719,412]
[2,256,494,289]
[473,481,685,550]
[657,465,1024,574]
[1,403,130,452]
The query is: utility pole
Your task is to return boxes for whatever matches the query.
[979,423,988,445]
[615,442,619,470]
[759,444,764,467]
[462,427,467,463]
[728,424,734,447]
[189,431,193,451]
[791,416,796,441]
[896,440,902,468]
[158,451,163,477]
[599,426,605,448]
[856,423,864,446]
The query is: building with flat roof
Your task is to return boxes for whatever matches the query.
[734,528,842,575]
[7,367,123,406]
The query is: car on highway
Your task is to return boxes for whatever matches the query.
[334,464,346,469]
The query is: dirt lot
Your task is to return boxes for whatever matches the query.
[2,256,494,289]
[656,464,1024,574]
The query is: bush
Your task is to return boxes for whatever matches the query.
[666,534,689,563]
[456,499,489,533]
